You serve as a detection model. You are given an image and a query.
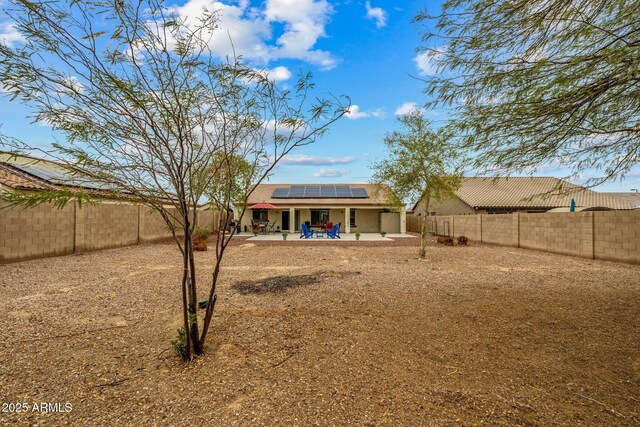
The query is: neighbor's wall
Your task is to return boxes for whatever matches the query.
[0,201,218,263]
[406,211,639,264]
[0,201,75,263]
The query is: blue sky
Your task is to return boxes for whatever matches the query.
[1,0,638,193]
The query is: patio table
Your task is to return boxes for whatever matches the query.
[315,229,325,238]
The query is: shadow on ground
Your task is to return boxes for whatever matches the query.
[232,271,360,295]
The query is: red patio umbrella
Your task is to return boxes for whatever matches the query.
[249,202,279,210]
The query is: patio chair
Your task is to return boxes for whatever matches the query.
[268,220,277,234]
[299,224,314,239]
[327,224,341,239]
[325,221,333,232]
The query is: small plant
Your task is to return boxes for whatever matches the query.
[457,235,468,245]
[437,236,454,246]
[171,327,187,358]
[198,300,208,309]
[380,231,387,237]
[193,228,211,251]
[193,239,207,251]
[355,232,361,241]
[193,228,212,240]
[282,232,289,240]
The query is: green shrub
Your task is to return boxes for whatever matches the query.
[457,236,468,245]
[171,327,187,358]
[380,231,387,237]
[193,227,212,240]
[437,236,454,246]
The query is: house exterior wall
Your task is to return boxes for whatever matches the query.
[414,196,476,216]
[239,206,402,234]
[406,211,639,264]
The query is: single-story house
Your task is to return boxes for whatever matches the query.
[237,184,406,234]
[409,177,635,216]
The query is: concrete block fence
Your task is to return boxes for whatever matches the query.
[0,202,220,263]
[407,211,640,264]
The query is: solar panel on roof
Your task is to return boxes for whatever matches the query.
[320,185,336,197]
[288,186,305,197]
[304,186,320,197]
[10,163,117,191]
[350,188,368,198]
[335,185,352,198]
[272,188,290,198]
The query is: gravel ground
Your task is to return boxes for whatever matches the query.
[0,237,639,426]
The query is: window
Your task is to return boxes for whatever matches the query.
[252,210,268,221]
[310,209,330,225]
[349,209,356,227]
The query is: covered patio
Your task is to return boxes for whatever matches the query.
[236,184,407,235]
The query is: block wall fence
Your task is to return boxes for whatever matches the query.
[407,211,640,264]
[0,201,221,263]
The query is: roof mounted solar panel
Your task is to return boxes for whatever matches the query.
[272,188,290,198]
[304,185,320,198]
[320,185,336,198]
[335,185,352,198]
[288,185,305,197]
[350,188,368,198]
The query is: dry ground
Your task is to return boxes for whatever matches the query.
[0,237,639,426]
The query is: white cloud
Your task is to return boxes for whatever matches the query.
[281,154,356,166]
[365,1,387,28]
[170,0,337,69]
[0,23,25,47]
[253,65,292,82]
[394,102,425,116]
[313,168,350,177]
[413,47,446,76]
[345,104,385,120]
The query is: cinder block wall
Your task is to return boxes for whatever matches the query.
[452,215,481,241]
[1,201,218,263]
[415,211,639,264]
[519,212,593,258]
[0,201,75,262]
[593,211,640,263]
[75,203,139,252]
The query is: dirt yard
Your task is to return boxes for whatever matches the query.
[1,237,638,426]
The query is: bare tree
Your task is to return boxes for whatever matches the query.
[0,0,348,359]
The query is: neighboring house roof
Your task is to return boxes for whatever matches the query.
[412,177,635,211]
[602,192,640,208]
[246,183,396,206]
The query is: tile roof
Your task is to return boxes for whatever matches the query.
[246,183,396,206]
[602,192,640,208]
[453,177,635,210]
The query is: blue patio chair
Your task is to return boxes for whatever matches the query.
[299,224,314,239]
[327,224,341,239]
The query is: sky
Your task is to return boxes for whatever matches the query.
[0,0,638,193]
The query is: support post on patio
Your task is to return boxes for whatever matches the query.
[345,207,351,234]
[289,207,295,232]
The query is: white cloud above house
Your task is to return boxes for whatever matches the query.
[313,168,350,177]
[281,154,356,166]
[170,0,337,69]
[345,104,385,120]
[365,1,387,28]
[394,102,425,116]
[413,47,446,76]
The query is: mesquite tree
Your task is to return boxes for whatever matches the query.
[415,0,640,186]
[371,110,462,258]
[0,0,348,360]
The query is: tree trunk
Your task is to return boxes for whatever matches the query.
[419,195,431,258]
